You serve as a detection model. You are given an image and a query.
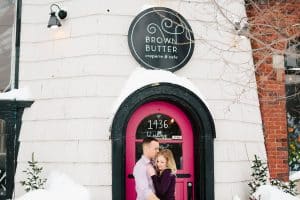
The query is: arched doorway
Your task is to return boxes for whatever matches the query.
[125,101,194,199]
[111,83,215,200]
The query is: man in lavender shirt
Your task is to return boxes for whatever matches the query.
[133,137,160,200]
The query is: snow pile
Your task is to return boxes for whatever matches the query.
[0,87,32,101]
[290,171,300,181]
[15,171,90,200]
[15,190,55,200]
[110,68,212,123]
[252,185,299,200]
[232,195,241,200]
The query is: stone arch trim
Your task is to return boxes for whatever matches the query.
[111,82,215,200]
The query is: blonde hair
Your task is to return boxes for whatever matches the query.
[157,149,177,174]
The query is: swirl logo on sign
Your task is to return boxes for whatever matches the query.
[128,7,194,72]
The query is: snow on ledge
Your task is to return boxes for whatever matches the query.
[109,68,212,128]
[0,87,32,101]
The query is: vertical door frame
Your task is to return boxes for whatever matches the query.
[111,83,215,200]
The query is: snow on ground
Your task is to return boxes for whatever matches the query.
[290,171,300,181]
[0,87,32,101]
[15,171,90,200]
[252,185,299,200]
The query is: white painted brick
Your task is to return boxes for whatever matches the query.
[53,35,98,59]
[78,140,111,163]
[70,16,99,37]
[215,161,251,183]
[246,142,267,161]
[70,15,132,37]
[22,0,246,25]
[18,140,111,163]
[214,120,264,142]
[63,97,115,119]
[193,41,221,60]
[214,141,248,162]
[22,99,66,120]
[176,58,223,79]
[19,42,38,61]
[64,0,106,18]
[237,87,260,106]
[207,100,243,121]
[80,55,138,76]
[18,141,78,162]
[36,76,127,98]
[98,35,128,55]
[192,79,256,102]
[22,97,115,121]
[20,41,55,61]
[22,4,48,24]
[54,55,137,78]
[19,60,61,81]
[241,104,262,124]
[20,118,110,141]
[21,22,71,43]
[97,15,132,35]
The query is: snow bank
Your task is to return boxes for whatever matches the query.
[15,190,56,200]
[252,185,298,200]
[232,195,241,200]
[15,171,90,200]
[0,87,32,101]
[290,171,300,181]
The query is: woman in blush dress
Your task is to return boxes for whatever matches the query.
[147,149,177,200]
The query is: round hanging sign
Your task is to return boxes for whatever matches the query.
[128,7,194,72]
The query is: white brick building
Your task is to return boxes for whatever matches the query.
[1,0,267,199]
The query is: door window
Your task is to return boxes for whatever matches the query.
[136,114,181,139]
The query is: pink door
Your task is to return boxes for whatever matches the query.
[126,101,194,200]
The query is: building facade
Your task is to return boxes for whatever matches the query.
[2,0,299,199]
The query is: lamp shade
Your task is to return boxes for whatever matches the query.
[47,12,61,28]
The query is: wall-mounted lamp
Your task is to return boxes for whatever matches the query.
[47,4,67,28]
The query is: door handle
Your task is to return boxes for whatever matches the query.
[128,174,134,179]
[187,182,193,200]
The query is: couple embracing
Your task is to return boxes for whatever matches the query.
[133,137,177,200]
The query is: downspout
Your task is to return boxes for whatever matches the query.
[14,0,22,89]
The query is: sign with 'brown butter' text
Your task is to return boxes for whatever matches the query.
[128,7,194,72]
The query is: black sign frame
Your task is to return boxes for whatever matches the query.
[128,7,194,72]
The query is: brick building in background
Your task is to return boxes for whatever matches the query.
[246,0,300,181]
